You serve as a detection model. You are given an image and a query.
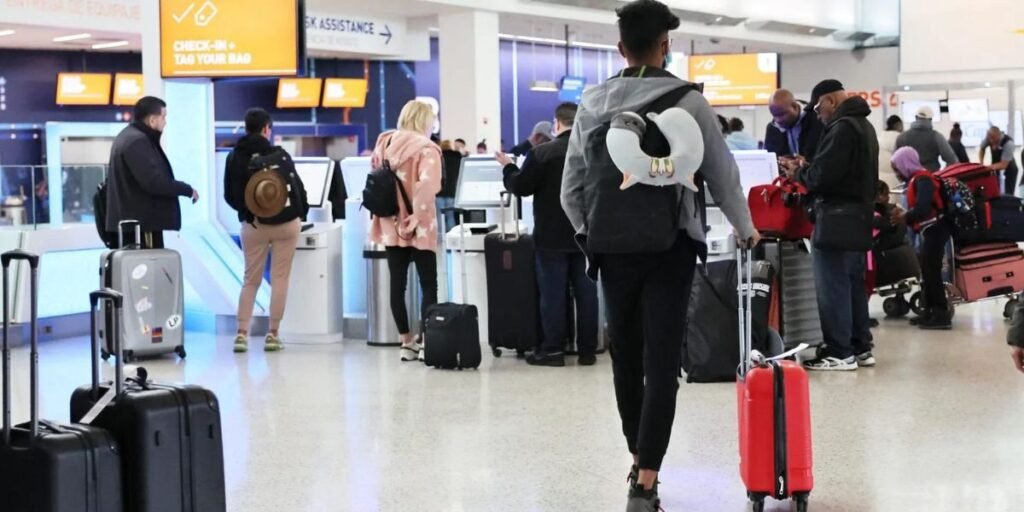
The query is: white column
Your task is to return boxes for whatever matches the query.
[139,1,214,225]
[438,10,501,149]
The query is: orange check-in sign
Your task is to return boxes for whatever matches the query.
[277,78,323,108]
[56,73,112,105]
[113,74,145,105]
[160,0,299,77]
[689,53,779,106]
[322,79,368,108]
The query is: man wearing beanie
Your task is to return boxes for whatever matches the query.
[782,79,879,371]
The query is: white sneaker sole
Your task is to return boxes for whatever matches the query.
[804,362,858,372]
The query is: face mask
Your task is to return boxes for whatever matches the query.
[662,51,673,68]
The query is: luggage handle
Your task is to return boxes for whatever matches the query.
[736,246,754,377]
[89,289,125,399]
[498,191,521,239]
[118,219,142,249]
[2,250,40,446]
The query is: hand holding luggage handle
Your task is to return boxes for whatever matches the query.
[1,249,40,446]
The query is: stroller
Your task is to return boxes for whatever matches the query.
[869,204,923,318]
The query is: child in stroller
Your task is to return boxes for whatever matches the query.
[871,181,923,318]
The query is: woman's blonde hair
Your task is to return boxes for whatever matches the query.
[397,100,436,135]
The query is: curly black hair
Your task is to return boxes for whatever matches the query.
[616,0,680,58]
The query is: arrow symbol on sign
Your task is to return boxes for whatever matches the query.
[380,25,393,45]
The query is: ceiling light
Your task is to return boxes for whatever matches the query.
[92,40,129,49]
[0,30,15,37]
[984,82,992,87]
[53,33,91,42]
[903,85,911,91]
[714,16,723,23]
[808,28,816,33]
[529,80,559,92]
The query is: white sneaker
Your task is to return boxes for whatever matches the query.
[400,341,423,362]
[803,356,857,372]
[856,351,876,367]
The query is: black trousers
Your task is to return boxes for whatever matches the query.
[598,233,697,471]
[920,221,953,312]
[385,246,438,335]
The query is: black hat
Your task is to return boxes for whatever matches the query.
[809,79,844,107]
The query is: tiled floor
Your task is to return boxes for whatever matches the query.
[7,299,1024,511]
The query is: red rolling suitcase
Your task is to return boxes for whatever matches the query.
[937,163,1001,200]
[0,251,124,512]
[736,248,813,512]
[953,243,1024,302]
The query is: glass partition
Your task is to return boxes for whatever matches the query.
[0,164,108,228]
[62,165,106,224]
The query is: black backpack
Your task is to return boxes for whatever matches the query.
[582,84,705,254]
[92,181,116,249]
[362,157,412,218]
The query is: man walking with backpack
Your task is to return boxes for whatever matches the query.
[560,1,758,509]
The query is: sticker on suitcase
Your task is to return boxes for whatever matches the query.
[166,314,183,330]
[132,264,148,280]
[135,296,153,313]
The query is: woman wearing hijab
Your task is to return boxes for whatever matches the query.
[889,146,954,330]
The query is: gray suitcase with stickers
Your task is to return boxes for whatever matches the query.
[97,221,185,361]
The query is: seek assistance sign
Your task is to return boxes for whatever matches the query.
[160,0,299,78]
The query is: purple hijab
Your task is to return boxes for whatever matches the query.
[891,146,923,180]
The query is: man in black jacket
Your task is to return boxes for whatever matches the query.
[497,103,597,367]
[764,88,824,165]
[783,79,879,372]
[106,96,198,248]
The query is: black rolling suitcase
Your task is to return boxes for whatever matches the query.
[484,191,539,356]
[424,209,482,369]
[682,256,775,383]
[0,250,124,512]
[69,289,226,512]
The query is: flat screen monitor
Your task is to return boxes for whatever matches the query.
[276,78,323,108]
[56,73,112,105]
[948,98,989,123]
[159,0,303,78]
[455,156,507,209]
[340,157,371,200]
[293,158,333,208]
[732,150,781,198]
[688,53,779,106]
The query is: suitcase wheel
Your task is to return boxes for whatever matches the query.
[909,291,925,316]
[175,345,187,359]
[750,496,765,512]
[123,350,135,363]
[795,493,810,512]
[883,296,911,318]
[100,349,111,361]
[1004,297,1018,319]
[492,348,502,358]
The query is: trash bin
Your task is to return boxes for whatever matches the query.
[365,243,420,347]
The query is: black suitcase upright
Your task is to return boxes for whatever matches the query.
[484,192,539,356]
[69,289,226,512]
[424,209,482,369]
[969,195,1024,243]
[0,251,124,512]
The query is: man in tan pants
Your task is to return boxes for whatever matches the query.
[223,108,309,352]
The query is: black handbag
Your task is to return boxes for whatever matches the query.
[811,200,873,251]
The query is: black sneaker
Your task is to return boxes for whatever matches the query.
[579,353,597,366]
[868,317,880,328]
[918,315,952,330]
[525,351,566,367]
[627,465,639,488]
[626,482,661,512]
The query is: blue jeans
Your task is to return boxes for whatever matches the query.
[436,196,456,235]
[535,250,598,355]
[812,248,873,359]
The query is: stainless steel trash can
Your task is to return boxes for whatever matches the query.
[365,244,421,347]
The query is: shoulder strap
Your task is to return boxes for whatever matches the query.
[637,84,698,117]
[392,164,414,215]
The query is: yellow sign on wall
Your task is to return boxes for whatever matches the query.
[56,73,112,105]
[322,79,369,108]
[276,78,323,108]
[160,0,299,78]
[688,53,779,107]
[113,74,145,105]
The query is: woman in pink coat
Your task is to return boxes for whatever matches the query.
[369,100,442,361]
